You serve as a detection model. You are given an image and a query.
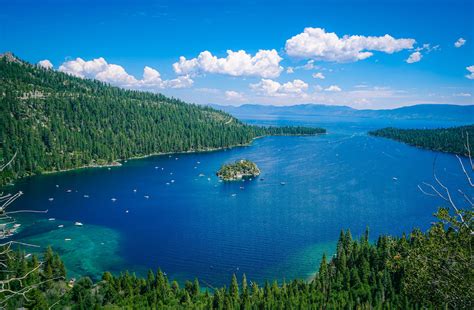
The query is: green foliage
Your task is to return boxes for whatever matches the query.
[0,246,66,309]
[0,55,325,185]
[216,159,260,181]
[369,125,474,155]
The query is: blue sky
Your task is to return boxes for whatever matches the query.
[1,0,473,109]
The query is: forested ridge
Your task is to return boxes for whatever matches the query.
[369,125,474,156]
[0,53,324,185]
[2,209,472,309]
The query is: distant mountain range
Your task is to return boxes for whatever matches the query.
[209,103,474,123]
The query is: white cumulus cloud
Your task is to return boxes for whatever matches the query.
[312,72,325,79]
[58,57,193,89]
[324,85,342,92]
[454,38,466,48]
[173,49,283,78]
[250,79,308,97]
[406,51,422,64]
[225,90,245,101]
[38,59,53,69]
[285,27,415,62]
[466,65,474,80]
[453,92,471,97]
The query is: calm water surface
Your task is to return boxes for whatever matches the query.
[7,115,472,286]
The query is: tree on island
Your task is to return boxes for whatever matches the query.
[216,159,260,181]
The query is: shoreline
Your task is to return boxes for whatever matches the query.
[3,132,324,186]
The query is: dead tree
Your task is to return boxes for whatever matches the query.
[0,154,55,307]
[417,133,473,233]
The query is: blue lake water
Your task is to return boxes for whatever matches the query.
[7,114,473,287]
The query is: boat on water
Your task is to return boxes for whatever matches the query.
[393,177,398,181]
[111,198,117,202]
[74,222,83,226]
[83,194,89,198]
[144,195,150,199]
[48,218,55,221]
[48,197,54,201]
[280,182,286,185]
[58,225,64,228]
[65,238,71,241]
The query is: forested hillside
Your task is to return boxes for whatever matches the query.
[369,125,474,156]
[0,53,324,185]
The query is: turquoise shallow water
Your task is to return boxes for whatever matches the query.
[6,115,472,286]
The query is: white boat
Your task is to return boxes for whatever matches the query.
[393,177,398,181]
[133,189,137,192]
[171,179,175,183]
[74,222,83,226]
[280,182,286,185]
[58,225,64,228]
[13,223,21,228]
[48,197,54,201]
[111,198,117,202]
[66,189,72,193]
[48,218,55,221]
[231,193,237,197]
[65,238,71,241]
[144,195,150,199]
[83,194,89,198]
[125,210,129,213]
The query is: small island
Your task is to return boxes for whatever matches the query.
[217,159,260,181]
